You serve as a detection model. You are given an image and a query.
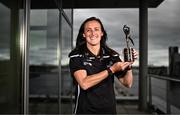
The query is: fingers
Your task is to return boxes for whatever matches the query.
[132,49,138,60]
[115,62,131,71]
[122,62,132,70]
[111,62,133,73]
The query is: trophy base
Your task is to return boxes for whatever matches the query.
[123,48,134,62]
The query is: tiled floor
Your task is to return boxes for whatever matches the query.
[116,104,151,115]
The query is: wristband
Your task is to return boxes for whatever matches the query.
[107,67,113,76]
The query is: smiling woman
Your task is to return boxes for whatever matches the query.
[83,20,103,53]
[73,9,139,66]
[69,17,138,114]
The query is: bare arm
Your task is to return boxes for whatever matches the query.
[118,69,133,88]
[110,62,133,88]
[74,61,132,90]
[117,49,138,88]
[73,69,109,90]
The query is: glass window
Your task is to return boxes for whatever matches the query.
[30,10,47,26]
[0,0,23,113]
[29,30,59,65]
[60,15,73,114]
[29,9,59,114]
[63,9,72,23]
[0,3,10,60]
[61,16,72,93]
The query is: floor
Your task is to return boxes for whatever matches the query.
[116,104,152,115]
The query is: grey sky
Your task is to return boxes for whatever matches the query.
[73,0,180,66]
[1,0,180,66]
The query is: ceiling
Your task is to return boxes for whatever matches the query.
[63,0,165,9]
[1,0,165,9]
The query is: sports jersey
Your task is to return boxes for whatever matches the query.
[69,45,124,114]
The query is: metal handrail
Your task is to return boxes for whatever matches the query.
[148,73,180,114]
[148,74,180,82]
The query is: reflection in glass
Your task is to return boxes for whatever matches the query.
[0,3,10,60]
[60,14,73,114]
[30,10,47,26]
[29,30,58,65]
[61,16,72,94]
[29,9,59,114]
[63,9,72,23]
[0,0,23,113]
[62,17,72,66]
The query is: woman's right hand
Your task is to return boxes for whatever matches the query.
[110,62,133,73]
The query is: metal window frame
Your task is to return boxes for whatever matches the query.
[20,0,73,113]
[20,0,30,114]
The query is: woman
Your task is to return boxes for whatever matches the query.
[69,17,137,114]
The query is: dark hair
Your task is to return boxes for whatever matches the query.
[73,17,119,56]
[75,17,108,48]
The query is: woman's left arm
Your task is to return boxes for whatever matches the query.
[118,49,138,88]
[118,69,133,88]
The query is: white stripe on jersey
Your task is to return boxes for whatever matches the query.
[74,85,80,114]
[70,54,82,58]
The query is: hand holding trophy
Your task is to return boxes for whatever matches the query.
[123,25,135,62]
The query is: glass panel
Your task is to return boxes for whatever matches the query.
[150,77,167,113]
[30,10,47,26]
[63,9,72,23]
[0,3,10,60]
[0,0,23,113]
[29,9,59,114]
[61,15,73,114]
[62,0,73,23]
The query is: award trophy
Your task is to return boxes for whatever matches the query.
[123,25,134,62]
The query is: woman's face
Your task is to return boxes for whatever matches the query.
[83,20,104,47]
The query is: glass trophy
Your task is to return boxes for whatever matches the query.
[123,25,134,62]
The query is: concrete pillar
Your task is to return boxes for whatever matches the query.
[167,46,179,114]
[139,0,148,111]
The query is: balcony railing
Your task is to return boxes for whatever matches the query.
[149,74,180,114]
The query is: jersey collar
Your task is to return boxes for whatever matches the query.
[84,45,105,59]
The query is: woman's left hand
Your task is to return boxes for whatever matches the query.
[132,49,138,61]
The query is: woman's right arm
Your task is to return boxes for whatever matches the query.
[73,69,109,90]
[73,61,132,90]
